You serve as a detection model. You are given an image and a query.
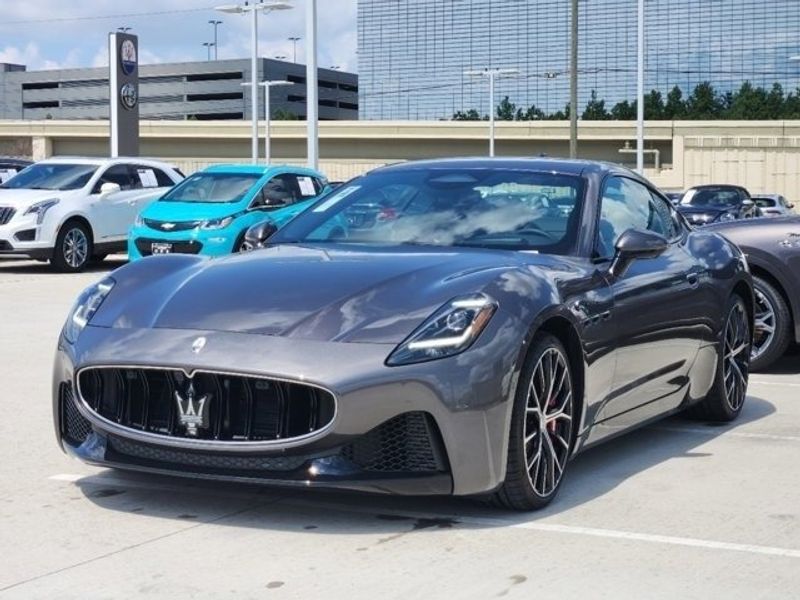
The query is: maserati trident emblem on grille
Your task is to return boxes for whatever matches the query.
[192,336,207,353]
[174,381,211,437]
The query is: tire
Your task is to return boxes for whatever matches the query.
[688,294,751,422]
[51,221,92,273]
[751,276,791,372]
[494,333,575,511]
[233,231,248,253]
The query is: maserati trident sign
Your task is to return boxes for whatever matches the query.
[174,381,211,437]
[109,32,139,157]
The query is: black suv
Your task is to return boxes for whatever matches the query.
[676,184,758,226]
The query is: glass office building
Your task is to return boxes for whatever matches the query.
[357,0,800,120]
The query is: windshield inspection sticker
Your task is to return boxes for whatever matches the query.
[312,186,361,212]
[297,176,317,197]
[137,169,158,188]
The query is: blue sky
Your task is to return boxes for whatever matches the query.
[0,1,358,72]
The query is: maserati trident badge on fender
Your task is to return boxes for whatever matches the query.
[174,381,211,437]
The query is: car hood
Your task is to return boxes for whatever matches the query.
[93,244,549,344]
[0,188,71,209]
[141,200,246,222]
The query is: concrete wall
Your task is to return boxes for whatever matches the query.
[0,119,798,197]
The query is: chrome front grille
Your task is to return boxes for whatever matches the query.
[77,367,336,443]
[0,206,16,226]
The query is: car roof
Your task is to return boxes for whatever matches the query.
[371,157,642,180]
[687,184,747,192]
[36,156,178,169]
[201,163,322,177]
[0,157,32,166]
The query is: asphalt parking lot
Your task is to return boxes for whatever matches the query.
[1,256,799,599]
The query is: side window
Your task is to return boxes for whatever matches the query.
[259,174,298,207]
[153,168,176,188]
[649,190,680,239]
[597,177,669,258]
[93,164,134,193]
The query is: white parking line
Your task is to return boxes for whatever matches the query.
[750,379,800,388]
[654,426,800,443]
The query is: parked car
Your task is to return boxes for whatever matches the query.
[55,158,753,511]
[128,164,328,260]
[752,194,795,217]
[0,157,183,271]
[677,184,758,225]
[664,191,683,206]
[0,157,32,183]
[710,215,800,370]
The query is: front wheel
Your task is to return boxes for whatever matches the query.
[689,294,751,422]
[751,276,791,371]
[494,334,575,511]
[51,221,92,273]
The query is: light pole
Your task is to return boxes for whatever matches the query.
[569,0,578,158]
[636,0,645,174]
[208,20,223,60]
[464,68,519,157]
[202,42,215,61]
[215,2,293,164]
[306,0,319,169]
[258,80,293,164]
[288,36,301,62]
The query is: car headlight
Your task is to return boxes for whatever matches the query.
[63,278,115,344]
[717,212,736,222]
[386,294,497,366]
[201,216,234,230]
[23,199,59,224]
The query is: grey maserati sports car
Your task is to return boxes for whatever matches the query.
[54,158,753,510]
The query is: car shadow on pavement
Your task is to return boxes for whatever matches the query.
[72,395,776,533]
[0,257,127,274]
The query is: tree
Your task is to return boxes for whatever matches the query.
[782,88,800,118]
[685,82,724,119]
[515,104,546,120]
[496,96,516,120]
[664,85,686,119]
[452,109,484,121]
[272,108,299,120]
[643,90,665,120]
[581,90,610,120]
[610,99,636,120]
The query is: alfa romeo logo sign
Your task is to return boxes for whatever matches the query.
[120,82,138,110]
[120,39,137,75]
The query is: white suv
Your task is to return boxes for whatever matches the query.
[0,157,183,271]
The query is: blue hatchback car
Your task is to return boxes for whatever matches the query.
[128,164,328,260]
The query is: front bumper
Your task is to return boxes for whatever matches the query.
[0,213,53,258]
[128,225,240,261]
[54,326,515,496]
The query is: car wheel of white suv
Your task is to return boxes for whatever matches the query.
[52,221,92,273]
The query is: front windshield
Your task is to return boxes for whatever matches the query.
[0,163,97,191]
[161,173,261,203]
[271,168,584,254]
[681,188,740,209]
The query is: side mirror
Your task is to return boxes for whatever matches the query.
[742,198,755,209]
[99,182,121,197]
[788,203,795,209]
[242,219,279,251]
[609,228,669,278]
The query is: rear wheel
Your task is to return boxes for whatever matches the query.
[751,276,791,371]
[689,295,751,421]
[494,334,575,511]
[51,221,92,273]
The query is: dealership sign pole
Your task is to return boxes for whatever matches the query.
[109,32,140,157]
